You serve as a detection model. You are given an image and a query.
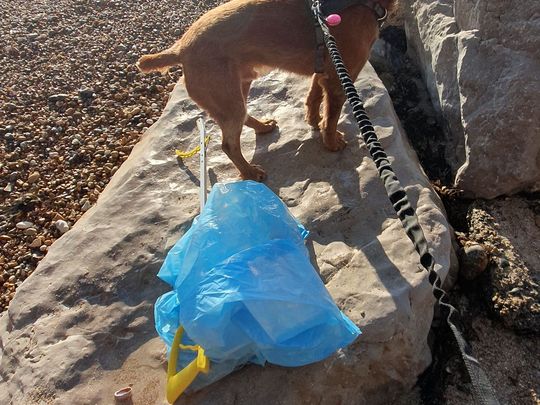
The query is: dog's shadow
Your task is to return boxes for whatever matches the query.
[252,123,367,245]
[251,121,412,296]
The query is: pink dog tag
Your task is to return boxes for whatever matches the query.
[325,14,342,26]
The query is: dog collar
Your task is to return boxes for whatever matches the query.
[309,0,388,73]
[318,0,388,25]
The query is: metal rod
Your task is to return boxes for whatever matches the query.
[197,117,207,211]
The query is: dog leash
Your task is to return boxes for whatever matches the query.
[309,2,499,404]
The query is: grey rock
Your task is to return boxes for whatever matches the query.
[0,68,455,404]
[402,0,540,198]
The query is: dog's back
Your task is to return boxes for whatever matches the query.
[138,0,314,75]
[138,0,398,74]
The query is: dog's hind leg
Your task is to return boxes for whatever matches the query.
[245,115,277,135]
[184,64,267,181]
[305,73,324,129]
[242,80,277,135]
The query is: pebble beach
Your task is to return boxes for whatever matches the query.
[2,2,539,404]
[0,0,222,311]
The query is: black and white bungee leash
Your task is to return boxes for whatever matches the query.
[309,2,499,403]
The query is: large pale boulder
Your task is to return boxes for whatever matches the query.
[0,67,455,404]
[402,0,540,198]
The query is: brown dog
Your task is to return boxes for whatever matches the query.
[138,0,396,181]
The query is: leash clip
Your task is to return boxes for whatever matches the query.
[374,3,388,27]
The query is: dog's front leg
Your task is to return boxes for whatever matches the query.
[220,119,267,182]
[305,73,324,129]
[319,73,348,151]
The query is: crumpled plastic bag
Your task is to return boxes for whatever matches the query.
[155,180,360,389]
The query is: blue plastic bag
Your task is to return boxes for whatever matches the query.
[155,181,360,389]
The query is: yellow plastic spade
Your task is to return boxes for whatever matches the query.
[166,326,210,403]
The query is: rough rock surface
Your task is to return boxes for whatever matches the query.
[0,67,455,404]
[467,197,540,333]
[402,0,540,198]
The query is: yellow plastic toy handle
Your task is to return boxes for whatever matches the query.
[166,326,210,404]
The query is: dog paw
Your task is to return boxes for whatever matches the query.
[323,131,348,152]
[241,164,267,182]
[255,119,278,135]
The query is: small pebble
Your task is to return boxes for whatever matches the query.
[55,220,70,235]
[81,201,92,212]
[27,172,40,183]
[29,237,42,248]
[16,221,34,230]
[78,88,95,100]
[459,243,489,280]
[5,102,17,111]
[23,228,38,236]
[48,94,69,102]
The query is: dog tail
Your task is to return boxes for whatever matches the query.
[136,45,183,73]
